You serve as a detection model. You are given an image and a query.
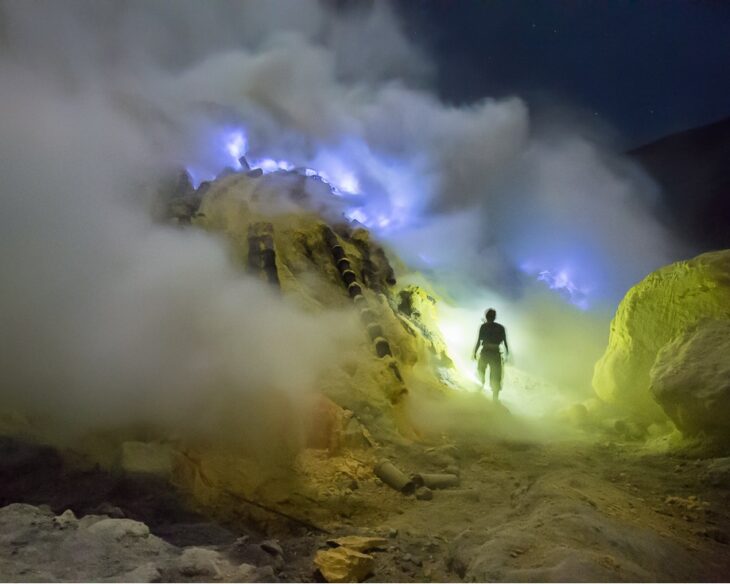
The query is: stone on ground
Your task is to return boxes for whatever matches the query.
[87,517,150,540]
[314,546,375,583]
[650,319,730,440]
[176,546,224,577]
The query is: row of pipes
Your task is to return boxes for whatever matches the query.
[322,226,409,401]
[247,222,280,288]
[322,225,396,360]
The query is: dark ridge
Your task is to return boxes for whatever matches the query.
[629,117,730,251]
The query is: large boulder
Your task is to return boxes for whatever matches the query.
[593,250,730,420]
[650,319,730,440]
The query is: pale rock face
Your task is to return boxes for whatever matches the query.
[86,517,151,540]
[593,250,730,420]
[0,504,172,581]
[650,319,730,440]
[0,503,257,582]
[175,546,224,577]
[54,508,78,529]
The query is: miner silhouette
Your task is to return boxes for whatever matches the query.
[472,308,509,402]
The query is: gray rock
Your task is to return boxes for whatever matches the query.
[54,509,78,529]
[176,546,223,577]
[234,562,258,582]
[86,518,150,540]
[0,504,175,582]
[260,538,283,557]
[78,514,108,529]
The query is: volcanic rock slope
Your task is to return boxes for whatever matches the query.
[162,168,473,528]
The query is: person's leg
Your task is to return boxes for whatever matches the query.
[489,353,503,402]
[477,353,487,389]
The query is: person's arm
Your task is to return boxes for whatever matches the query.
[502,328,509,356]
[473,327,482,359]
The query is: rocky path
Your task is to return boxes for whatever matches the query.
[276,436,730,582]
[341,439,730,582]
[1,434,729,582]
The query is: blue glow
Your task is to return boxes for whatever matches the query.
[345,208,368,225]
[533,267,590,309]
[337,172,360,195]
[191,127,607,313]
[185,166,216,189]
[225,131,247,167]
[248,157,295,173]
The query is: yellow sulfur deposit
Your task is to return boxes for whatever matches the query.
[593,250,730,422]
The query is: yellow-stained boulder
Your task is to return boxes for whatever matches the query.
[593,250,730,420]
[650,319,730,440]
[314,547,374,583]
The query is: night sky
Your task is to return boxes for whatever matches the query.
[396,0,730,147]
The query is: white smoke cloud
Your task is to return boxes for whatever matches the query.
[0,5,366,438]
[0,0,683,433]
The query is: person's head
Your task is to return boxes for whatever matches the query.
[485,308,497,322]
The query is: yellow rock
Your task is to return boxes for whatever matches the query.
[314,547,374,583]
[650,318,730,439]
[593,250,730,420]
[326,535,388,552]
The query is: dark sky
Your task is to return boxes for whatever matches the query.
[396,0,730,147]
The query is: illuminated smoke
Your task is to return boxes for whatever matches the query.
[186,118,674,310]
[0,0,685,431]
[225,131,247,164]
[536,269,589,310]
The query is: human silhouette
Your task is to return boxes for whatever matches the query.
[472,308,509,402]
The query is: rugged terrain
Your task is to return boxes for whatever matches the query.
[2,427,730,582]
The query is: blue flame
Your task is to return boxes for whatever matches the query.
[225,131,247,167]
[209,128,366,199]
[531,266,590,309]
[188,126,601,310]
[248,157,295,173]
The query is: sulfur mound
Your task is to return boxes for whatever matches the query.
[650,319,730,441]
[593,250,730,421]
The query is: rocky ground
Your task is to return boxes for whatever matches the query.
[2,428,729,583]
